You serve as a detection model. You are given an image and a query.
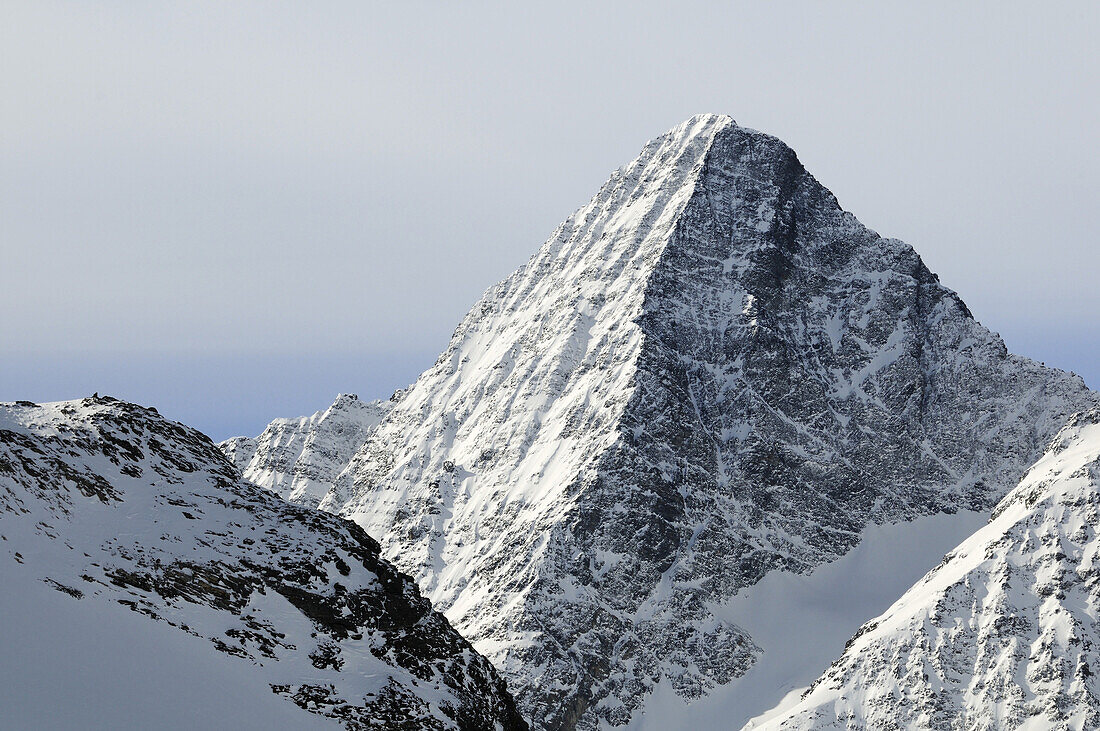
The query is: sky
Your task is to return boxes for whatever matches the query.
[2,1,1097,440]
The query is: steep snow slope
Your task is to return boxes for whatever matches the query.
[757,407,1100,731]
[0,397,526,731]
[229,114,1097,730]
[221,393,394,508]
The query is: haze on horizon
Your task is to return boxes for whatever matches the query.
[3,1,1097,441]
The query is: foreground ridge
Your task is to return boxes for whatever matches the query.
[227,114,1097,729]
[756,407,1100,730]
[1,396,527,730]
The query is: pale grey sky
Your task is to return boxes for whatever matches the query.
[2,1,1097,439]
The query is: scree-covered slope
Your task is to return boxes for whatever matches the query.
[0,396,526,731]
[756,407,1100,730]
[225,114,1097,730]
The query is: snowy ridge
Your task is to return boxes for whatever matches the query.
[227,115,1098,730]
[756,407,1100,730]
[221,393,394,508]
[0,397,526,731]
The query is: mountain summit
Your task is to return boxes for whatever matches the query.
[228,115,1097,729]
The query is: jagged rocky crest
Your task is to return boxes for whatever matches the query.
[222,393,395,508]
[227,114,1097,730]
[757,407,1100,730]
[0,396,526,731]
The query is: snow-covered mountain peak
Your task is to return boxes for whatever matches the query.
[222,116,1098,730]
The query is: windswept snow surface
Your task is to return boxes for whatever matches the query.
[226,114,1098,729]
[759,408,1100,730]
[0,397,526,731]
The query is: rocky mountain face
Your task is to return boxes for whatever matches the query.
[757,407,1100,730]
[0,396,526,731]
[224,114,1097,730]
[222,393,394,508]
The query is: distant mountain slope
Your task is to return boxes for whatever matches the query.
[221,393,394,508]
[619,508,988,731]
[756,407,1100,730]
[224,115,1097,730]
[0,396,526,731]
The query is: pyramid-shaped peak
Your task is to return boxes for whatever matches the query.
[232,116,1098,730]
[661,113,797,157]
[613,114,811,240]
[675,112,735,133]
